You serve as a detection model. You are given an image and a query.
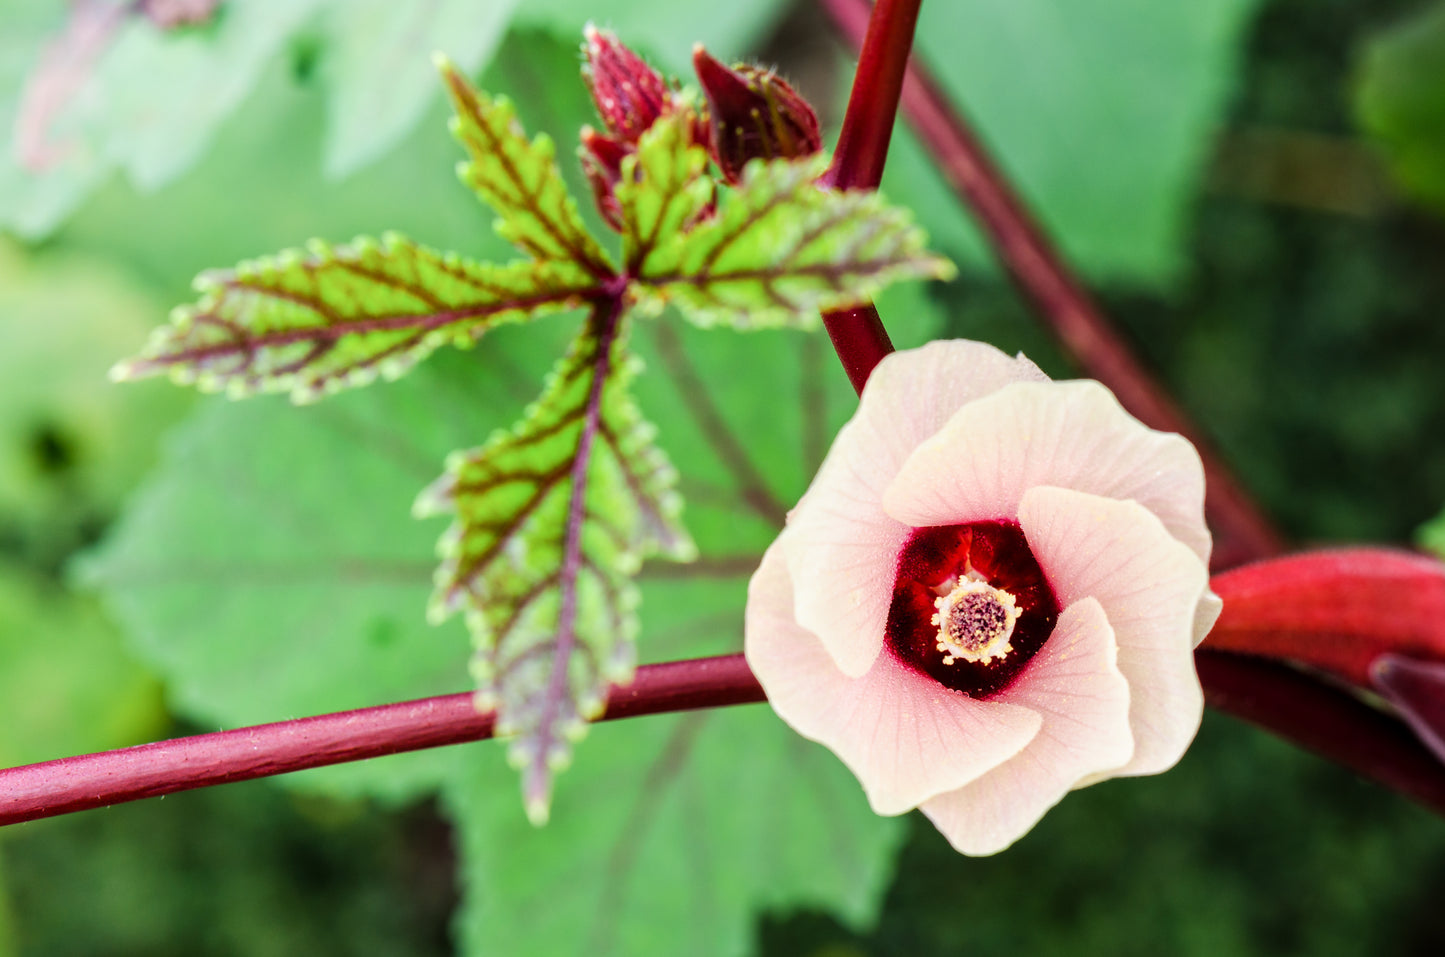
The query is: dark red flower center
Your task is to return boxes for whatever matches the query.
[886,521,1060,699]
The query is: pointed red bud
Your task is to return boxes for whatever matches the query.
[582,24,671,144]
[579,126,629,232]
[1204,547,1445,688]
[691,45,822,184]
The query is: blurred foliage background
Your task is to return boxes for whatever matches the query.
[3,0,1445,954]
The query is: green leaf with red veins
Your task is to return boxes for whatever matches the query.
[110,233,602,403]
[414,311,695,823]
[632,153,956,329]
[615,110,714,276]
[437,56,614,276]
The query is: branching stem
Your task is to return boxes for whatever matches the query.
[815,0,922,393]
[818,0,1283,569]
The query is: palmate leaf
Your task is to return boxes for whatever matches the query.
[111,233,600,403]
[437,56,614,275]
[415,311,695,823]
[632,151,956,328]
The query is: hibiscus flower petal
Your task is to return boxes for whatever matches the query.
[1018,485,1209,777]
[919,596,1133,855]
[881,380,1211,564]
[1194,589,1224,647]
[747,542,1043,815]
[783,340,1048,677]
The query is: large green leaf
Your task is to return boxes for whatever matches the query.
[0,562,164,771]
[319,0,519,179]
[1355,2,1445,214]
[447,706,905,957]
[80,331,569,803]
[636,153,954,328]
[440,290,942,955]
[416,317,694,822]
[112,234,600,402]
[882,0,1262,286]
[82,286,936,954]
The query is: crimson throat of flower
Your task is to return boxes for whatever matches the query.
[886,521,1061,698]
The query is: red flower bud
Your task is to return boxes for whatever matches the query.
[582,24,671,145]
[579,126,629,232]
[691,45,822,184]
[1204,547,1445,687]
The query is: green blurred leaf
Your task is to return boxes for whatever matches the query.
[0,0,326,238]
[1419,506,1445,558]
[319,0,519,179]
[416,318,693,822]
[1356,2,1445,213]
[637,153,954,328]
[0,562,164,769]
[113,234,601,402]
[53,30,589,301]
[447,706,905,957]
[0,847,12,957]
[515,0,787,73]
[3,781,455,957]
[0,242,191,555]
[883,0,1262,286]
[438,57,613,273]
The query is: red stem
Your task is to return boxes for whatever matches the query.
[816,0,921,393]
[818,0,1283,570]
[821,0,919,192]
[1197,650,1445,815]
[6,646,1445,826]
[0,654,763,827]
[820,304,894,395]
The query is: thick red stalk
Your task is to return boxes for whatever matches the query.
[820,304,894,395]
[0,654,763,827]
[1205,548,1445,687]
[818,0,1282,570]
[1198,650,1445,815]
[816,0,921,393]
[7,642,1445,826]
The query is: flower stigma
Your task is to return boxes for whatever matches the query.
[932,577,1021,665]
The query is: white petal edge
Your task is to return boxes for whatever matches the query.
[920,596,1133,856]
[746,542,1042,815]
[782,340,1047,677]
[881,380,1212,565]
[1194,588,1224,647]
[1019,485,1209,778]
